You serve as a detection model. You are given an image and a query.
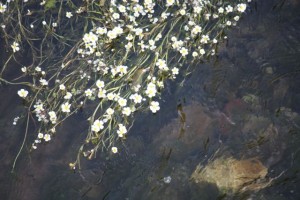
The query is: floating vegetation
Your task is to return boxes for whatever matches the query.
[0,0,249,170]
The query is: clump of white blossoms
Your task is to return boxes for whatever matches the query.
[2,0,249,167]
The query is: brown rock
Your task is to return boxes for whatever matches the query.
[191,157,270,193]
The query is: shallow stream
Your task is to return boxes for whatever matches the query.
[1,0,300,199]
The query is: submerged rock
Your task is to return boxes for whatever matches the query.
[191,157,271,193]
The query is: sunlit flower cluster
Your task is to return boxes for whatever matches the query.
[4,0,249,161]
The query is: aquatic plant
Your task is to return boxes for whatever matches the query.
[0,0,249,170]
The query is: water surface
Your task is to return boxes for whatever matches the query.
[1,0,300,199]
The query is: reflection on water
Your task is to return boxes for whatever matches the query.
[1,0,300,199]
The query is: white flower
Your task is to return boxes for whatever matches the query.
[192,51,198,57]
[83,32,98,45]
[118,98,127,107]
[226,21,232,26]
[76,7,84,14]
[11,42,20,53]
[172,40,184,50]
[166,0,175,6]
[0,3,7,13]
[122,107,132,116]
[61,102,71,113]
[156,59,168,71]
[91,119,104,132]
[35,67,42,72]
[145,84,157,98]
[226,5,233,13]
[161,12,170,20]
[116,65,128,75]
[172,67,179,75]
[96,80,105,88]
[96,27,107,35]
[194,6,202,14]
[59,84,66,90]
[234,16,240,21]
[184,25,189,31]
[118,5,126,13]
[35,139,41,144]
[213,14,219,19]
[112,12,120,20]
[157,81,164,88]
[149,39,155,46]
[150,101,160,113]
[106,108,114,115]
[218,7,224,14]
[42,21,47,25]
[145,82,157,97]
[205,14,211,20]
[18,89,28,98]
[179,9,186,16]
[133,28,143,37]
[199,49,205,55]
[144,0,153,5]
[107,27,123,40]
[48,111,57,123]
[117,124,127,137]
[107,30,117,39]
[34,103,44,112]
[44,134,51,142]
[200,35,210,44]
[180,47,188,56]
[237,3,247,13]
[66,12,73,18]
[133,4,143,14]
[111,147,118,153]
[64,92,72,100]
[125,42,133,50]
[107,92,116,100]
[114,26,123,35]
[191,25,202,35]
[38,133,44,139]
[126,34,134,41]
[130,93,142,104]
[21,67,27,73]
[97,89,107,98]
[39,79,48,86]
[155,33,162,41]
[85,89,93,97]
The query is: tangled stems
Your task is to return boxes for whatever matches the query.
[0,0,249,170]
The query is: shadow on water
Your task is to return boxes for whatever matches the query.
[1,0,300,199]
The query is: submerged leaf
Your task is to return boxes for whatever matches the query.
[45,0,57,10]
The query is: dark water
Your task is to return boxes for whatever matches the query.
[1,0,300,199]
